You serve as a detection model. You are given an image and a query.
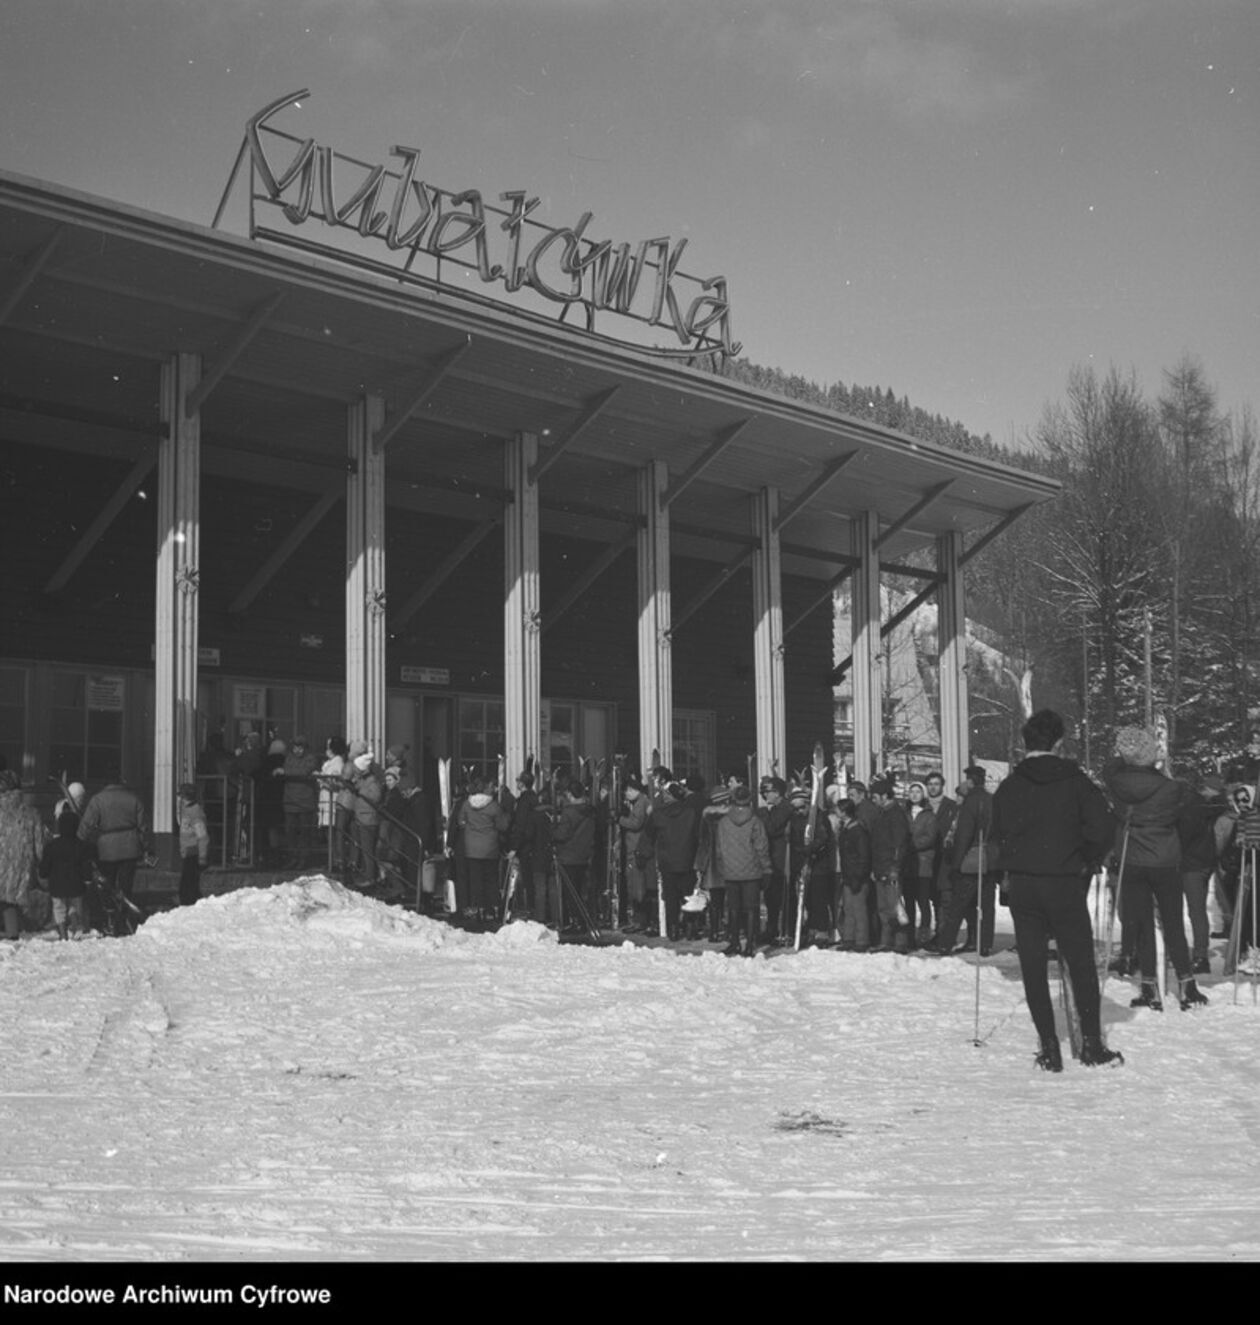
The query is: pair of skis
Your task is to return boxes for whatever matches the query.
[793,744,827,951]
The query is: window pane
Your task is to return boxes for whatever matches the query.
[88,709,123,743]
[51,673,85,708]
[50,709,84,744]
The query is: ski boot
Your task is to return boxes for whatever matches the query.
[1080,1036,1124,1067]
[1178,977,1209,1011]
[1129,981,1163,1012]
[1034,1036,1063,1073]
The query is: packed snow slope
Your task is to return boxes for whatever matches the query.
[0,876,1257,1262]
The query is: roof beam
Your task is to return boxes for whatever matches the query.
[784,566,853,640]
[228,486,343,614]
[671,547,758,634]
[0,229,61,326]
[873,480,955,549]
[541,527,638,636]
[529,386,621,484]
[43,450,155,593]
[830,580,940,684]
[391,516,502,630]
[961,503,1034,565]
[773,452,859,532]
[661,418,754,508]
[184,291,287,416]
[372,337,473,453]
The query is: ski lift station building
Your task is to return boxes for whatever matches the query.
[0,95,1059,861]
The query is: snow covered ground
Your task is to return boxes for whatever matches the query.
[1,875,1257,1263]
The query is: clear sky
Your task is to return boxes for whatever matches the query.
[1,0,1255,448]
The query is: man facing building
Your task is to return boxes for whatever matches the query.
[991,709,1122,1072]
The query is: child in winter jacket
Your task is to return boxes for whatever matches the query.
[458,777,508,924]
[177,783,210,906]
[39,807,92,938]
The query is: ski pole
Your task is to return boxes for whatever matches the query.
[1098,810,1132,992]
[972,829,985,1046]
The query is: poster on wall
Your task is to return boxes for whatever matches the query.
[234,685,266,721]
[86,675,125,711]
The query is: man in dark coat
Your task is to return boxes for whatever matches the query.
[926,765,997,955]
[78,768,150,910]
[992,709,1122,1070]
[757,776,793,944]
[648,780,699,940]
[868,779,910,951]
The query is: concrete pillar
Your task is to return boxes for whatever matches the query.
[851,511,882,780]
[637,461,673,774]
[751,487,786,779]
[937,530,969,791]
[504,432,542,780]
[346,395,387,759]
[154,353,202,863]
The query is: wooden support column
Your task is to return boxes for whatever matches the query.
[751,487,786,779]
[346,395,387,759]
[154,353,202,863]
[851,512,882,781]
[637,460,673,775]
[937,530,969,793]
[504,433,542,779]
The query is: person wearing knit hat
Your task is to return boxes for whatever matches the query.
[648,775,701,940]
[757,776,793,943]
[1103,726,1206,1011]
[280,735,320,866]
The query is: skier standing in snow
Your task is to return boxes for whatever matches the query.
[835,798,873,951]
[551,781,597,926]
[904,780,940,948]
[710,784,770,956]
[39,801,92,938]
[757,776,792,944]
[505,768,539,920]
[926,766,995,955]
[993,709,1125,1068]
[1102,727,1208,1010]
[457,775,509,927]
[617,774,652,933]
[648,778,700,941]
[77,766,150,912]
[868,779,910,953]
[923,771,957,932]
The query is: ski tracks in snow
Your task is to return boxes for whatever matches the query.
[0,879,1257,1260]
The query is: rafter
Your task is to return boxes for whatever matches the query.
[185,291,287,416]
[529,385,621,484]
[43,450,155,593]
[391,516,501,629]
[671,547,758,634]
[960,504,1033,564]
[228,486,343,614]
[773,452,858,531]
[661,418,754,508]
[784,566,854,640]
[873,480,955,549]
[372,337,474,453]
[829,580,939,684]
[0,229,60,326]
[541,526,638,636]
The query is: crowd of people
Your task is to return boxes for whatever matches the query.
[1,713,1256,1045]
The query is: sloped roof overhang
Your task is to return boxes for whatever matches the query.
[0,169,1059,581]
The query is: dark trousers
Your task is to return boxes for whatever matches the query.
[1007,873,1104,1043]
[99,858,138,904]
[764,868,787,939]
[178,854,201,906]
[1125,865,1192,981]
[659,869,692,937]
[937,870,997,950]
[1181,868,1211,963]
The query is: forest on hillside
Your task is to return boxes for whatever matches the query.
[718,354,1260,774]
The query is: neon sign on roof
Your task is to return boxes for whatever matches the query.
[220,91,740,362]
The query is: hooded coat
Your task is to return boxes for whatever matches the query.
[1101,757,1192,870]
[991,755,1115,877]
[712,803,771,882]
[459,792,508,860]
[649,796,699,873]
[0,787,45,908]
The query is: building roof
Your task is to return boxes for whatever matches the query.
[0,169,1058,581]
